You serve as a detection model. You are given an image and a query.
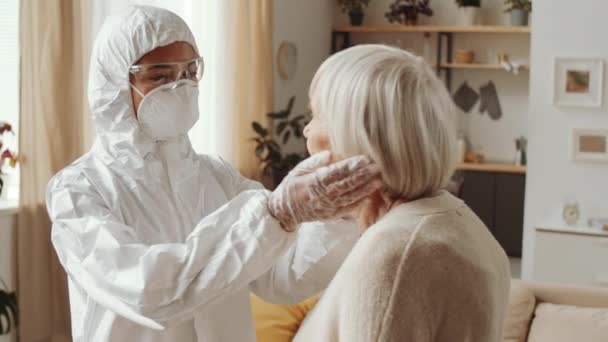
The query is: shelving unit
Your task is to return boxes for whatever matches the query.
[441,63,529,71]
[457,163,526,175]
[333,25,531,34]
[331,25,531,90]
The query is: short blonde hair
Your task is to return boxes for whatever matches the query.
[309,44,457,200]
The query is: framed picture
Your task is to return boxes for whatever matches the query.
[571,128,608,163]
[553,58,604,108]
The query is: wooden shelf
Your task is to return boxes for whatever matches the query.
[457,163,527,174]
[334,25,531,34]
[440,63,529,70]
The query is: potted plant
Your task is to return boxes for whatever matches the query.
[0,277,18,336]
[504,0,531,26]
[385,0,433,26]
[338,0,371,26]
[0,122,18,199]
[252,96,310,189]
[455,0,481,26]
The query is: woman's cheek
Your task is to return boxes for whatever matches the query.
[306,131,330,155]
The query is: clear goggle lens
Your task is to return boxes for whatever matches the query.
[129,57,204,86]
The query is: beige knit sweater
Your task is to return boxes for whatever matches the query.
[293,191,511,342]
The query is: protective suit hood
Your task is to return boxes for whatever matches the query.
[88,5,198,169]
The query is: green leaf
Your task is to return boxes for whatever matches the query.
[268,111,289,119]
[286,96,296,114]
[252,122,268,137]
[276,121,288,134]
[290,122,303,138]
[267,140,281,152]
[291,114,306,123]
[0,289,17,334]
[293,127,303,138]
[283,130,292,144]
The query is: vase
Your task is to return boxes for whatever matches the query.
[510,9,529,26]
[349,10,364,26]
[459,6,480,26]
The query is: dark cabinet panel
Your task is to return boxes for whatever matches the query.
[494,174,526,257]
[460,171,496,232]
[457,171,526,258]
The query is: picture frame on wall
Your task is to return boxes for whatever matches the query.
[553,58,604,108]
[571,128,608,163]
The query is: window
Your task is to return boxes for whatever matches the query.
[0,0,20,201]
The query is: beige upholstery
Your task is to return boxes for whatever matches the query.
[504,281,536,342]
[505,281,608,342]
[527,303,608,342]
[526,282,608,308]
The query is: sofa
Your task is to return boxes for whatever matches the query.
[251,280,608,342]
[505,280,608,342]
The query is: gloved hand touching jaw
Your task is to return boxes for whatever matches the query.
[268,150,383,232]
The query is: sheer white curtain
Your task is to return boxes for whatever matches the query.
[88,1,273,178]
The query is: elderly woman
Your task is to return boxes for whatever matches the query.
[293,45,511,341]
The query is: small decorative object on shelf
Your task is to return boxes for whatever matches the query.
[562,202,580,226]
[464,151,485,164]
[338,0,371,26]
[455,0,481,26]
[455,49,475,64]
[251,96,310,189]
[514,136,527,166]
[588,218,608,232]
[457,131,467,163]
[385,0,433,26]
[0,277,18,336]
[0,122,18,198]
[504,0,531,26]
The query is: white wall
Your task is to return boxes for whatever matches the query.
[335,0,530,162]
[273,0,334,153]
[522,0,608,279]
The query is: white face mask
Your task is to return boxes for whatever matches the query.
[132,79,200,141]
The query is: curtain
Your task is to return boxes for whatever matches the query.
[17,0,90,340]
[210,0,274,179]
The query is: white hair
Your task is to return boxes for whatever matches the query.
[309,44,458,200]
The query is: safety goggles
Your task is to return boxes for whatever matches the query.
[129,57,204,87]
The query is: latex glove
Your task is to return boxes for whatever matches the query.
[268,151,382,232]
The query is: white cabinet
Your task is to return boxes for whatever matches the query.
[534,226,608,288]
[0,200,17,342]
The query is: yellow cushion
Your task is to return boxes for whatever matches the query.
[250,294,318,342]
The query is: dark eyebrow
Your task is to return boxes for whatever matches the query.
[148,64,173,70]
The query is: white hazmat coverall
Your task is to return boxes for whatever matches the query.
[47,6,359,342]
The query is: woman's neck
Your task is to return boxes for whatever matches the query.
[356,191,408,231]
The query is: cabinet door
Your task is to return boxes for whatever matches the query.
[460,171,496,233]
[534,231,608,287]
[495,174,526,257]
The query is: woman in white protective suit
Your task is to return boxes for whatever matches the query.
[46,6,381,342]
